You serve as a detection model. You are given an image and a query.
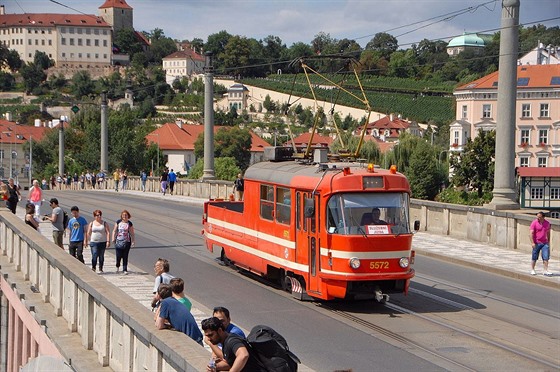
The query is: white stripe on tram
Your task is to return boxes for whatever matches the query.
[320,248,411,260]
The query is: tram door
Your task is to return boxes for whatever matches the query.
[296,191,321,295]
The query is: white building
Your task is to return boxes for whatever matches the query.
[0,0,138,68]
[162,49,205,85]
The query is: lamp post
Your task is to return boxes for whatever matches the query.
[155,133,160,176]
[28,134,32,186]
[59,116,67,176]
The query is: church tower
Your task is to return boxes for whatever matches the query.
[99,0,133,33]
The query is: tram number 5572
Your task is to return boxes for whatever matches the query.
[370,261,389,269]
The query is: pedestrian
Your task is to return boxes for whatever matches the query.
[113,168,120,192]
[45,198,65,249]
[85,171,92,189]
[160,168,169,195]
[24,203,39,230]
[67,206,88,263]
[154,284,203,345]
[5,178,21,214]
[50,175,56,190]
[170,278,192,311]
[168,168,176,195]
[212,306,245,338]
[112,209,135,274]
[233,173,244,201]
[152,258,174,307]
[122,170,128,191]
[530,211,553,276]
[79,172,85,189]
[27,179,43,219]
[86,209,110,273]
[201,317,264,372]
[97,170,105,189]
[41,178,47,190]
[91,172,97,189]
[140,170,148,192]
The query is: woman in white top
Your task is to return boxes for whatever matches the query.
[27,179,43,218]
[86,209,110,273]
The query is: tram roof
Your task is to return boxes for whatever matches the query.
[244,160,380,186]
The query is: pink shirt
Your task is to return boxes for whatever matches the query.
[530,219,550,244]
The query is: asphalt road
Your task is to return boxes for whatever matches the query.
[46,190,560,371]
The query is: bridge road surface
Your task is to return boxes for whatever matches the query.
[21,189,559,371]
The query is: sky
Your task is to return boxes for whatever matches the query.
[3,0,559,49]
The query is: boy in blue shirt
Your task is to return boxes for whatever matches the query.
[67,206,88,263]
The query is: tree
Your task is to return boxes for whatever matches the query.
[194,127,252,171]
[311,32,335,55]
[71,70,96,99]
[0,71,15,90]
[407,141,445,200]
[365,32,399,59]
[114,28,144,56]
[205,30,232,71]
[262,35,286,73]
[34,51,54,70]
[20,63,46,93]
[187,157,240,181]
[450,130,495,197]
[221,36,251,76]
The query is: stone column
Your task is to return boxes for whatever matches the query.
[488,0,521,210]
[100,92,108,174]
[202,52,216,180]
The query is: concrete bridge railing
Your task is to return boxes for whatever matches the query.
[0,210,209,371]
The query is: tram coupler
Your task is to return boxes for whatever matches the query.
[374,289,389,303]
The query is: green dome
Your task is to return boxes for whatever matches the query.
[448,32,485,47]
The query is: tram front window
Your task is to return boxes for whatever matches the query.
[327,193,411,235]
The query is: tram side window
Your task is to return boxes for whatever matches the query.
[260,184,274,221]
[276,187,291,225]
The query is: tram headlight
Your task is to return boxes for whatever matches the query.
[349,257,361,269]
[399,257,410,268]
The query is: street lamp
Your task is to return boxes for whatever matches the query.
[59,116,68,176]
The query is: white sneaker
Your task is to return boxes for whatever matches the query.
[530,269,536,275]
[543,271,553,276]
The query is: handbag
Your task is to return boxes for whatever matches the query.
[115,239,128,249]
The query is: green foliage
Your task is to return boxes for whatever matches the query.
[33,51,54,70]
[0,71,15,90]
[20,63,46,93]
[449,130,495,197]
[187,157,240,181]
[194,127,252,171]
[435,188,492,206]
[406,140,445,200]
[71,70,95,99]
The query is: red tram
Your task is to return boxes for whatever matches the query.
[202,149,418,302]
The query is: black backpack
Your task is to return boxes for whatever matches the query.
[62,210,69,228]
[247,325,300,372]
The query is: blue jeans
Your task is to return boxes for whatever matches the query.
[90,242,107,270]
[532,243,550,261]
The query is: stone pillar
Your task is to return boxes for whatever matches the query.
[202,52,215,180]
[100,92,108,173]
[488,0,521,210]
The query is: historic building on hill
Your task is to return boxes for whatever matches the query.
[0,0,144,69]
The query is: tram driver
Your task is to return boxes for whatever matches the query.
[361,208,387,225]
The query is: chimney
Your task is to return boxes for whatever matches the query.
[389,113,393,121]
[175,119,183,129]
[0,6,5,15]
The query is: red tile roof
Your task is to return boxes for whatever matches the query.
[146,123,269,152]
[289,132,333,147]
[0,13,110,28]
[517,167,560,178]
[164,50,205,62]
[457,64,560,90]
[99,0,133,9]
[0,121,51,144]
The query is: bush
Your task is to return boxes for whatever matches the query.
[435,188,492,206]
[187,157,240,181]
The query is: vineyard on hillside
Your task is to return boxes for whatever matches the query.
[241,75,456,125]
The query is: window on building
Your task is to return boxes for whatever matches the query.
[69,38,74,46]
[28,39,32,45]
[520,129,530,145]
[482,104,491,118]
[78,53,82,58]
[69,27,74,34]
[48,40,52,46]
[94,29,99,35]
[61,38,66,45]
[521,103,531,118]
[70,53,74,58]
[519,157,529,167]
[453,131,459,145]
[103,54,107,59]
[551,211,560,219]
[540,103,549,118]
[103,40,107,47]
[86,28,91,35]
[78,38,82,46]
[41,39,45,45]
[103,30,107,35]
[77,28,82,34]
[461,105,467,119]
[94,39,99,46]
[95,53,99,59]
[61,27,66,33]
[35,39,38,45]
[28,53,32,58]
[62,52,65,57]
[537,157,547,167]
[86,39,90,46]
[530,187,544,199]
[538,129,548,145]
[550,188,560,200]
[86,53,90,58]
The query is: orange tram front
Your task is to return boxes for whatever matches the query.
[202,158,418,302]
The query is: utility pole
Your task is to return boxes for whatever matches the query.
[202,51,215,180]
[488,0,520,210]
[59,116,66,176]
[28,134,32,185]
[100,92,108,173]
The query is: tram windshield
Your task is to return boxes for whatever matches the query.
[326,193,411,235]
